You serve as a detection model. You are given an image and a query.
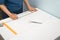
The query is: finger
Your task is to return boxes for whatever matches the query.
[12,18,17,20]
[30,10,34,13]
[30,9,36,13]
[35,9,37,11]
[11,17,18,20]
[14,17,18,20]
[33,9,37,12]
[14,14,18,19]
[16,17,18,19]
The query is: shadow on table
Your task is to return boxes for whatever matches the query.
[0,35,4,40]
[55,36,60,40]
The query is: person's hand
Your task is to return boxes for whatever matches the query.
[9,13,18,20]
[28,6,37,13]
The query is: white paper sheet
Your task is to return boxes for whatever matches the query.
[0,8,60,40]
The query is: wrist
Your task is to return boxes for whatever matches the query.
[27,5,31,8]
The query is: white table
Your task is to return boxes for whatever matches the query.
[0,8,60,40]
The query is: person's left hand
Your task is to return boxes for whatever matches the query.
[28,6,37,13]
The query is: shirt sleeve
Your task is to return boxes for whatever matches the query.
[0,0,5,4]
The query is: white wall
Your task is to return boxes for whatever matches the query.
[23,0,60,18]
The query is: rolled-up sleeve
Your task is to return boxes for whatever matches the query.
[0,0,5,4]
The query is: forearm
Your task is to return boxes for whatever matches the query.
[24,0,31,8]
[24,0,36,12]
[0,5,12,16]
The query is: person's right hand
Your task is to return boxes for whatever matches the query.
[9,13,18,20]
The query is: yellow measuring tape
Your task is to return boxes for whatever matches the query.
[2,21,17,35]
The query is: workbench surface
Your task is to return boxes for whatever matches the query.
[0,8,60,40]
